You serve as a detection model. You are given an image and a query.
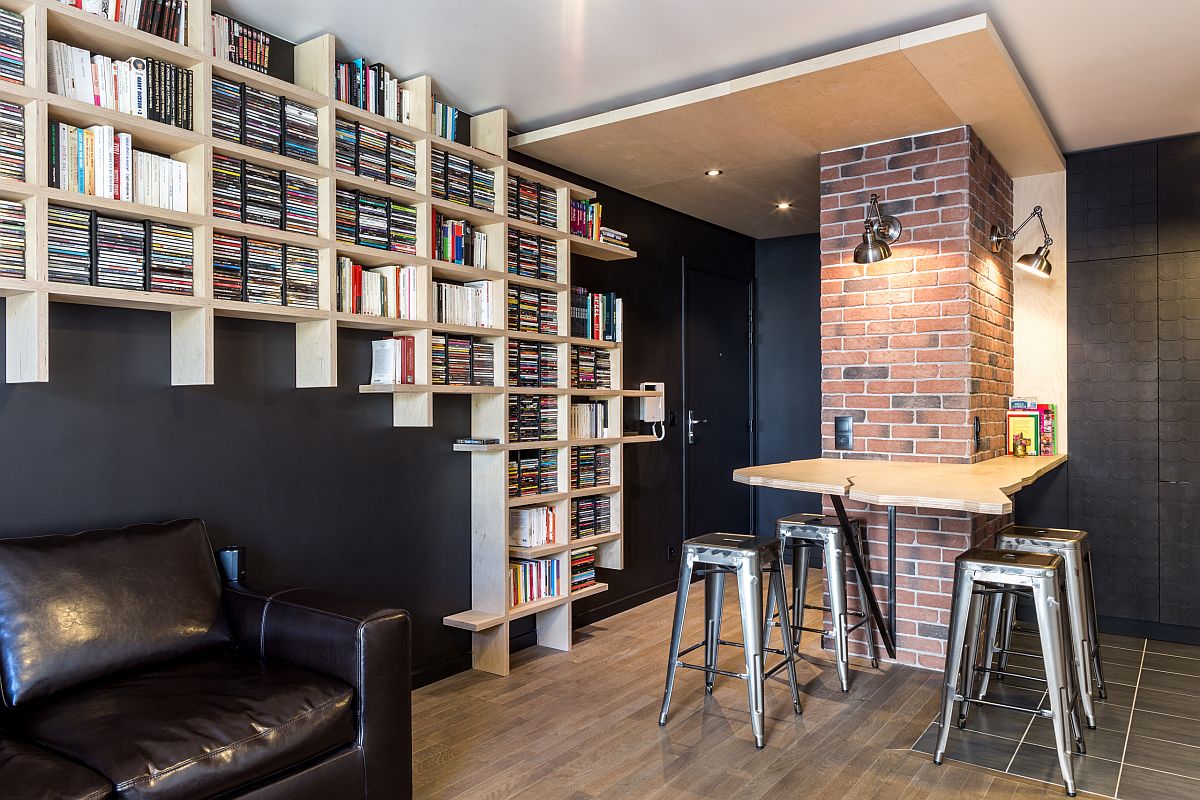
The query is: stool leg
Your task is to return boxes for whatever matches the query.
[771,562,803,715]
[736,559,767,748]
[704,570,726,695]
[979,590,1006,699]
[849,527,880,669]
[1081,546,1107,699]
[958,589,986,728]
[934,565,976,765]
[1033,574,1078,797]
[997,592,1018,678]
[659,557,694,726]
[762,564,778,652]
[825,535,851,693]
[1062,550,1097,729]
[792,543,811,651]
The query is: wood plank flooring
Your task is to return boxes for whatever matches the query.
[413,574,1107,799]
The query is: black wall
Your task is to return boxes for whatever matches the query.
[0,168,754,685]
[753,235,823,533]
[1063,132,1200,644]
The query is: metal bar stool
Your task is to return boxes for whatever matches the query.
[767,513,879,692]
[935,547,1086,797]
[976,525,1106,729]
[659,533,802,749]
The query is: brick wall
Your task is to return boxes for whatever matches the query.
[818,126,1014,669]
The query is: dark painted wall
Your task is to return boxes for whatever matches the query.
[752,235,823,534]
[0,168,755,685]
[1063,132,1200,644]
[508,154,757,627]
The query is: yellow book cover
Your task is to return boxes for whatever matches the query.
[1006,412,1040,455]
[83,129,95,196]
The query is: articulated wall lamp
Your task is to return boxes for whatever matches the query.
[991,206,1053,277]
[853,193,903,264]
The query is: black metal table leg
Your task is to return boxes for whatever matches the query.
[829,494,897,659]
[888,505,897,647]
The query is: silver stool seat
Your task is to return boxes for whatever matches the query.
[936,547,1086,797]
[977,525,1107,730]
[771,513,879,692]
[659,532,801,748]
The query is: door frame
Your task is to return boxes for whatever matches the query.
[680,257,757,541]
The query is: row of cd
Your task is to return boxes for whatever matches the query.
[212,154,318,236]
[46,205,193,295]
[335,119,418,190]
[212,77,319,165]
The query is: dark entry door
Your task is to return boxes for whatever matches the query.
[683,261,754,540]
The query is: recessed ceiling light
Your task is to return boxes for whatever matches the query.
[704,169,722,176]
[776,202,791,210]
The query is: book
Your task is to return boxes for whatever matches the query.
[334,58,412,124]
[1037,403,1057,456]
[369,335,416,385]
[570,401,611,439]
[510,507,556,548]
[433,212,486,266]
[65,0,188,46]
[509,556,559,606]
[49,122,187,210]
[570,287,622,342]
[1006,410,1041,455]
[335,258,419,319]
[48,42,190,128]
[434,279,494,328]
[210,12,295,80]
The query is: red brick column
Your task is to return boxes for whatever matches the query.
[818,126,1014,669]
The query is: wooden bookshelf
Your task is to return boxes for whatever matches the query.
[1,0,656,676]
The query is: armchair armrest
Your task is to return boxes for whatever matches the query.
[224,578,411,800]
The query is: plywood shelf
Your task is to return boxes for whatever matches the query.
[569,582,609,601]
[568,235,636,261]
[567,337,619,350]
[570,388,660,398]
[1,0,657,678]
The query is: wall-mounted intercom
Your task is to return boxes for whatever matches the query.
[834,415,853,451]
[640,382,666,440]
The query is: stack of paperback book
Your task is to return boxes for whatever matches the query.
[570,401,611,439]
[64,0,188,45]
[49,43,192,129]
[0,199,24,277]
[434,279,494,328]
[335,258,419,319]
[509,557,559,607]
[369,335,416,385]
[335,58,412,124]
[433,213,486,266]
[509,507,556,548]
[0,10,22,85]
[50,122,188,211]
[570,198,630,248]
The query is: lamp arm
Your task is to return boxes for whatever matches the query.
[1007,206,1053,246]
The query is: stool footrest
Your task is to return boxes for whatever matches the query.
[954,695,1053,718]
[975,665,1047,684]
[677,661,747,681]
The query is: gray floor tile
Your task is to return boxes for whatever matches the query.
[1140,669,1200,698]
[960,694,1047,740]
[1123,733,1200,781]
[1099,633,1148,651]
[1136,688,1200,721]
[1099,661,1141,688]
[911,721,1020,772]
[1102,645,1145,669]
[1146,640,1200,660]
[1117,764,1200,800]
[1099,681,1138,708]
[1008,742,1120,797]
[1144,652,1200,678]
[1026,716,1129,760]
[1090,698,1135,733]
[1131,710,1200,748]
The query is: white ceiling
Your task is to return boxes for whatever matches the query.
[220,0,1199,154]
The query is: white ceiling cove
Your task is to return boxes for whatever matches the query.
[220,0,1198,154]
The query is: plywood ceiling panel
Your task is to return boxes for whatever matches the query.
[511,14,1063,239]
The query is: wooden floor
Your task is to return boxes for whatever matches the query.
[414,574,1104,799]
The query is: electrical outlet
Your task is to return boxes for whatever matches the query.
[667,544,677,561]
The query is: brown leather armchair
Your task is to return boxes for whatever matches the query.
[0,519,412,800]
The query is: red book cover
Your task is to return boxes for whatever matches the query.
[352,265,362,314]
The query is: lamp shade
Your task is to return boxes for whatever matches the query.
[1016,244,1052,277]
[853,229,891,264]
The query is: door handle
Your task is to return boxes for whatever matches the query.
[687,410,708,444]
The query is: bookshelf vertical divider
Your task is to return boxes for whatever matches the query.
[2,0,655,676]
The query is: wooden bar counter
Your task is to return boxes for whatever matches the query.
[732,454,1068,660]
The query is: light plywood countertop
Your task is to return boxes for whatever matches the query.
[733,454,1067,515]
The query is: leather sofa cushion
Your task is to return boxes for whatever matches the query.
[20,655,355,800]
[0,731,112,800]
[0,520,230,707]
